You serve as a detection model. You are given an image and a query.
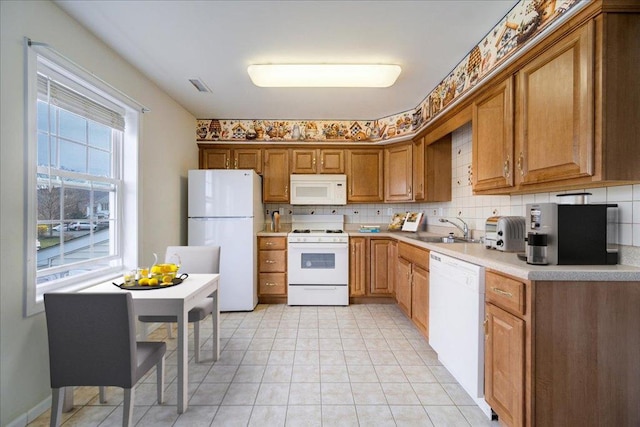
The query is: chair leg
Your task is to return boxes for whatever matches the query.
[50,388,63,427]
[156,356,165,404]
[166,323,173,339]
[99,386,107,403]
[123,388,134,427]
[194,321,201,363]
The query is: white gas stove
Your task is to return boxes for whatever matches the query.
[287,215,349,306]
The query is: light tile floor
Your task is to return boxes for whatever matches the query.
[30,304,498,426]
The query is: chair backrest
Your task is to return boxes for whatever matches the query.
[165,245,221,274]
[44,293,137,388]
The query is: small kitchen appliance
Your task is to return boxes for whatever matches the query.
[287,214,349,305]
[484,216,526,252]
[289,174,347,205]
[526,202,618,265]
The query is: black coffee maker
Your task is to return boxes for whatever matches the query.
[525,201,619,265]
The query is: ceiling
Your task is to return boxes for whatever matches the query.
[55,0,516,121]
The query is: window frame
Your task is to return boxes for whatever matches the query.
[24,39,141,316]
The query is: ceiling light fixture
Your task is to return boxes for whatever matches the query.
[247,64,402,88]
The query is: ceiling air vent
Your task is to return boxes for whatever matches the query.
[189,78,212,93]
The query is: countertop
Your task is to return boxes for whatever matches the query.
[257,229,640,282]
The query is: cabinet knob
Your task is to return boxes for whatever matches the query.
[265,242,274,246]
[265,260,276,264]
[265,282,277,286]
[234,158,238,169]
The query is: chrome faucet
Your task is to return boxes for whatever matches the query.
[439,217,469,240]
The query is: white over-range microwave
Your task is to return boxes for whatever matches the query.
[290,174,347,205]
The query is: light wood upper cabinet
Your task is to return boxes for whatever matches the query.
[346,149,384,203]
[200,147,262,174]
[349,237,366,297]
[516,21,594,186]
[385,143,413,202]
[263,149,290,203]
[291,149,344,174]
[412,137,425,201]
[234,148,263,174]
[472,77,514,192]
[425,135,453,202]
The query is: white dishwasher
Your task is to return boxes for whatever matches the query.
[429,252,491,418]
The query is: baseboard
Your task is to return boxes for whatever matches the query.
[6,395,51,427]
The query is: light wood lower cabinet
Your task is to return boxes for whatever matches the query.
[349,237,367,297]
[485,302,525,427]
[370,239,394,295]
[348,237,395,299]
[484,270,640,426]
[258,237,287,298]
[396,242,430,337]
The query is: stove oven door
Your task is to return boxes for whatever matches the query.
[287,243,349,285]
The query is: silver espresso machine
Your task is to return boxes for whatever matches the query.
[525,202,618,265]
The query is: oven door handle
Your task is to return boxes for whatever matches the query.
[288,243,348,250]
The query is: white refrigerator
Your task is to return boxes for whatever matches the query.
[188,169,264,311]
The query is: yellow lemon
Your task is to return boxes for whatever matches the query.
[161,264,172,273]
[149,278,159,286]
[140,268,149,277]
[151,265,162,274]
[170,264,178,272]
[138,277,150,286]
[162,275,173,284]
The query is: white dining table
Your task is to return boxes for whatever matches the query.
[81,273,220,413]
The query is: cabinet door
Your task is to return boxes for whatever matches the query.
[370,239,394,295]
[291,149,317,174]
[200,148,231,169]
[319,149,345,174]
[349,237,367,297]
[385,143,413,202]
[346,149,383,203]
[413,137,425,201]
[235,148,263,174]
[425,135,452,202]
[259,273,287,295]
[411,265,429,337]
[485,303,525,427]
[263,149,290,202]
[472,77,514,192]
[396,257,412,317]
[516,21,594,185]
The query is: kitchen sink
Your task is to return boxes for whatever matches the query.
[415,235,482,244]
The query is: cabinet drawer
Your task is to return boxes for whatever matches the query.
[259,273,287,295]
[486,271,525,316]
[259,250,286,272]
[259,237,286,250]
[398,242,429,270]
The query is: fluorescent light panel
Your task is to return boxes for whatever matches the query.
[247,64,401,88]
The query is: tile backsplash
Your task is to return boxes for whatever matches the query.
[266,122,640,263]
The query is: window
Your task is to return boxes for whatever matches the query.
[25,41,141,315]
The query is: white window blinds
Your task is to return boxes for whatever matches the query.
[37,73,125,131]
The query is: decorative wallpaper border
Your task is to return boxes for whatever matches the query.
[197,0,581,143]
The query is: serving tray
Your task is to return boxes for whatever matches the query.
[112,273,189,290]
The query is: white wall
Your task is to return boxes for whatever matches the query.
[267,122,640,265]
[0,1,197,425]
